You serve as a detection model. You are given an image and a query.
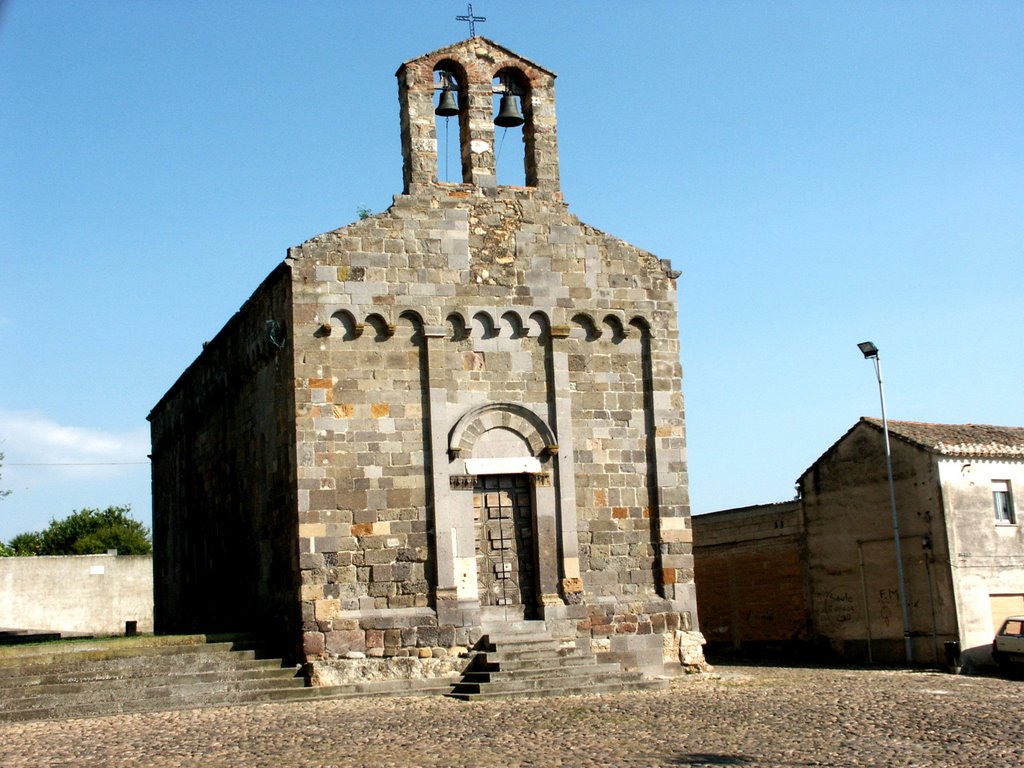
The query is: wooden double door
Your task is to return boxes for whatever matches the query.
[474,475,538,617]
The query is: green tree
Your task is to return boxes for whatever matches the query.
[6,531,43,556]
[38,506,152,555]
[2,506,152,556]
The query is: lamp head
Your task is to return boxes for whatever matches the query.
[857,341,879,359]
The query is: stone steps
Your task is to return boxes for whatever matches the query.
[1,677,310,719]
[0,667,303,708]
[0,656,285,689]
[0,635,316,722]
[449,677,665,700]
[485,646,580,662]
[0,629,64,645]
[469,654,596,673]
[0,638,260,669]
[452,669,646,695]
[457,659,619,683]
[0,658,287,686]
[447,622,667,701]
[295,678,457,700]
[0,685,323,724]
[0,648,280,681]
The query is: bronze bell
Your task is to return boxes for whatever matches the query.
[494,92,524,128]
[435,87,459,117]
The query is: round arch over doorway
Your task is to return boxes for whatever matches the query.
[448,402,557,459]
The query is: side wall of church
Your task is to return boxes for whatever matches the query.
[289,186,697,668]
[149,266,301,647]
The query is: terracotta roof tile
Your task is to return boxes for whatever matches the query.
[864,418,1024,457]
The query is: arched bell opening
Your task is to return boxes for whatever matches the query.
[433,60,469,184]
[492,67,530,187]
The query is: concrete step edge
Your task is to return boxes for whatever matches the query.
[451,671,648,694]
[0,644,259,670]
[0,667,302,699]
[0,676,470,722]
[0,657,291,684]
[0,677,309,712]
[487,654,599,669]
[447,678,667,701]
[486,649,590,662]
[479,621,549,634]
[0,685,314,723]
[0,633,260,657]
[484,634,556,646]
[459,665,628,684]
[296,678,458,699]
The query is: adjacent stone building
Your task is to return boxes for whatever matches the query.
[693,501,810,656]
[693,418,1024,668]
[149,37,704,679]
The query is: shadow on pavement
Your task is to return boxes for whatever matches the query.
[670,754,814,767]
[669,754,755,766]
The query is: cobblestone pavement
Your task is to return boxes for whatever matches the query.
[1,665,1021,768]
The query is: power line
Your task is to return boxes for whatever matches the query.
[6,461,150,466]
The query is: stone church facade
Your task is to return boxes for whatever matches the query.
[149,37,703,678]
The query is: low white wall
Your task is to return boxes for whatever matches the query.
[0,554,153,635]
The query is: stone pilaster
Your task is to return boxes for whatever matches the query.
[643,322,695,610]
[547,324,582,600]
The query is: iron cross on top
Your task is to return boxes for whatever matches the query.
[456,3,486,36]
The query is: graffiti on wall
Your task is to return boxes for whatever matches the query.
[825,589,855,624]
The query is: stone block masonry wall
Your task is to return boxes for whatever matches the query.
[582,605,690,638]
[398,37,560,195]
[692,503,807,652]
[692,501,802,548]
[288,176,698,667]
[287,38,697,666]
[295,316,432,612]
[149,266,301,647]
[152,36,703,675]
[569,319,659,596]
[295,314,438,658]
[302,608,478,661]
[694,541,808,650]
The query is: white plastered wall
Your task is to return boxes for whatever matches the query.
[939,457,1024,667]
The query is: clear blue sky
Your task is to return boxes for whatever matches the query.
[1,2,1021,541]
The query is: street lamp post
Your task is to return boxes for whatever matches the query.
[857,341,914,665]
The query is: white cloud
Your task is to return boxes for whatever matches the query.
[0,409,149,476]
[0,411,151,540]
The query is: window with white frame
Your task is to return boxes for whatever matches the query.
[993,480,1015,524]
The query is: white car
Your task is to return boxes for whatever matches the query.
[993,615,1024,676]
